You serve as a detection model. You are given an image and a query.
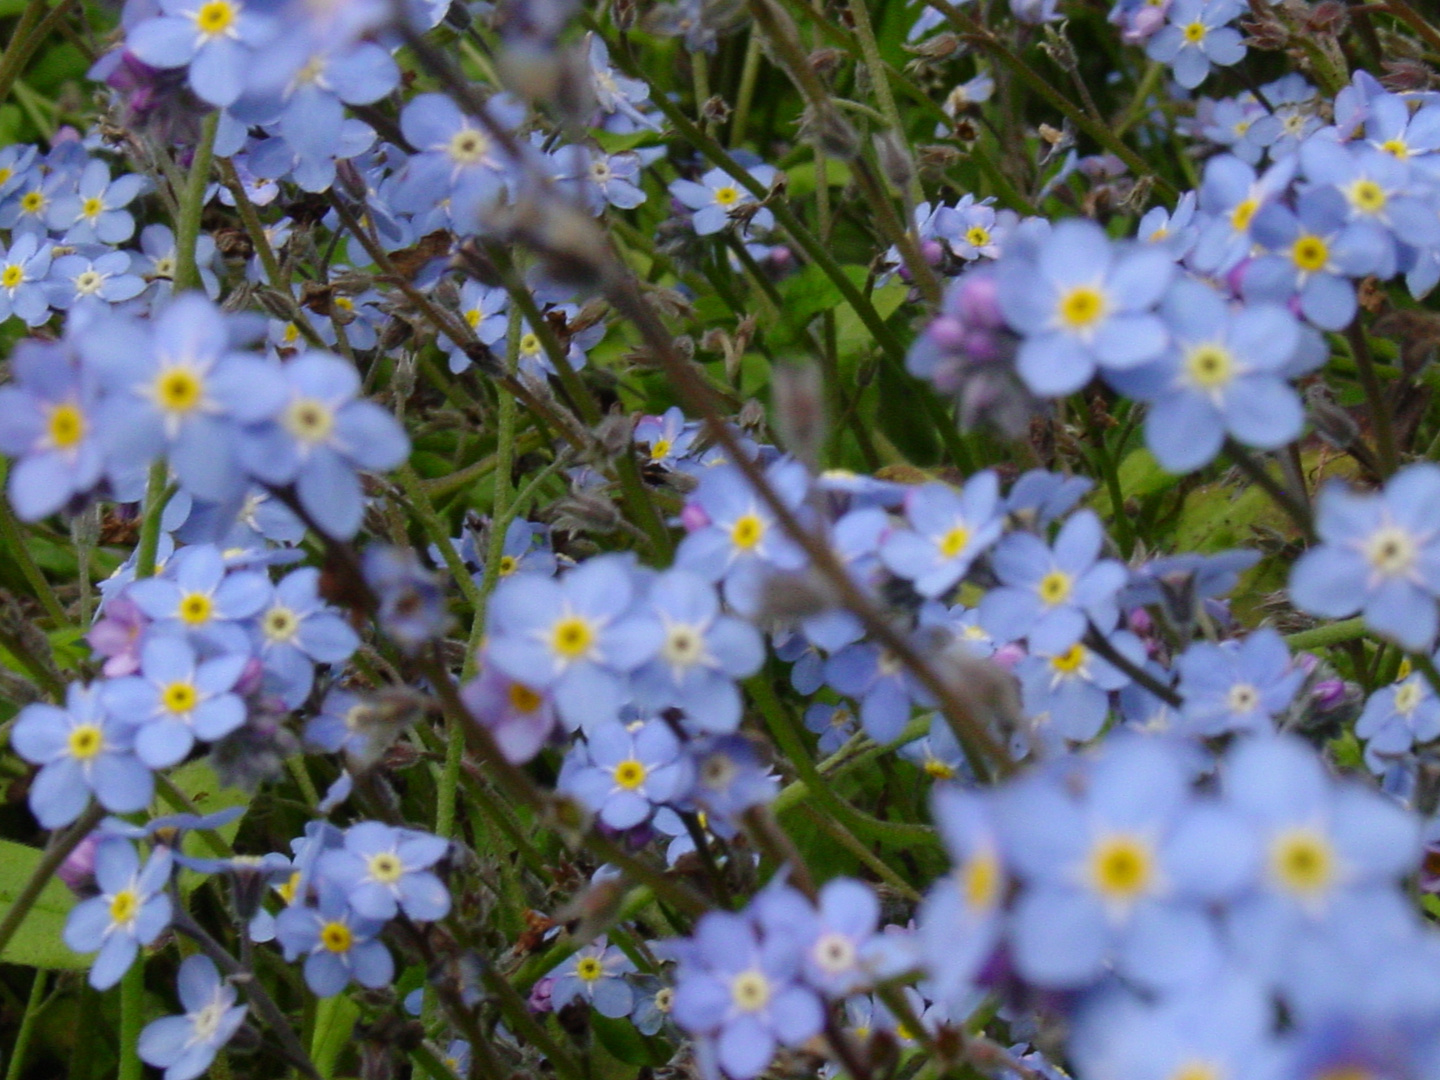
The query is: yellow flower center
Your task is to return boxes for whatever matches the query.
[283,398,334,444]
[277,870,302,905]
[730,970,770,1012]
[47,403,86,449]
[713,186,741,206]
[649,438,672,461]
[614,759,648,790]
[1,265,23,288]
[367,853,404,884]
[731,513,764,550]
[162,681,198,714]
[81,196,104,220]
[1185,343,1235,390]
[1038,570,1072,606]
[1291,234,1329,273]
[961,851,1001,911]
[938,524,970,560]
[1182,20,1206,42]
[497,554,518,576]
[20,191,43,213]
[507,681,544,713]
[654,987,674,1012]
[1230,198,1258,232]
[179,592,213,625]
[576,956,604,981]
[1271,828,1334,897]
[924,759,956,779]
[1348,179,1387,214]
[1056,285,1107,331]
[155,368,204,414]
[965,226,991,248]
[109,889,139,924]
[1050,643,1087,674]
[1380,139,1409,159]
[551,615,595,660]
[1088,834,1154,902]
[464,308,482,328]
[1170,1061,1225,1080]
[518,332,542,356]
[68,724,105,760]
[320,921,353,953]
[195,0,236,33]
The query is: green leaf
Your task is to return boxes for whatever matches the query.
[0,839,85,970]
[311,993,361,1079]
[590,1014,672,1067]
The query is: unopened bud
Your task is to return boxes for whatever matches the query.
[873,129,915,191]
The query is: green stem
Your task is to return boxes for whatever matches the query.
[218,157,290,290]
[174,110,219,294]
[1284,617,1368,651]
[118,961,145,1080]
[3,970,47,1080]
[134,462,171,581]
[730,28,763,146]
[1347,321,1398,476]
[845,0,923,206]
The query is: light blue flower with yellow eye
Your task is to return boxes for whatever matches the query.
[881,474,1003,600]
[995,219,1174,396]
[12,683,153,828]
[551,936,639,1017]
[1146,0,1246,90]
[64,839,173,990]
[1290,464,1440,651]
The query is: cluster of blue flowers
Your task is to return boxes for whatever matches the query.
[6,0,1440,1072]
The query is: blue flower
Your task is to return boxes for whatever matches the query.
[12,683,154,828]
[486,554,659,732]
[1108,277,1304,473]
[979,509,1127,653]
[627,569,765,732]
[1219,735,1420,987]
[126,542,271,652]
[881,474,1003,599]
[252,567,360,708]
[64,838,173,990]
[124,0,279,106]
[0,232,54,326]
[686,735,778,825]
[1017,630,1143,745]
[670,164,777,237]
[0,335,112,520]
[996,737,1246,990]
[1356,666,1440,772]
[804,702,860,755]
[85,294,286,504]
[393,92,525,225]
[44,159,147,245]
[236,351,410,539]
[363,545,448,652]
[138,955,249,1080]
[44,249,147,314]
[1174,628,1303,737]
[443,280,508,373]
[103,635,249,768]
[1243,186,1390,330]
[1190,155,1298,275]
[825,641,933,743]
[274,880,393,997]
[995,220,1174,396]
[920,787,1007,1006]
[790,877,882,997]
[1290,465,1440,651]
[670,905,824,1080]
[675,459,811,617]
[460,665,560,764]
[563,719,694,829]
[1146,0,1246,89]
[316,821,451,921]
[550,936,638,1017]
